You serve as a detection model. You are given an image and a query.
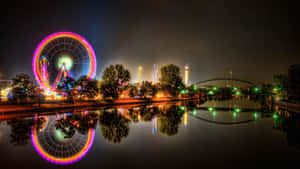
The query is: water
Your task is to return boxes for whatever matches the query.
[0,101,299,169]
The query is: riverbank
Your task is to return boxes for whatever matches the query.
[0,97,194,114]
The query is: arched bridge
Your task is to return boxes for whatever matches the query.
[193,78,254,89]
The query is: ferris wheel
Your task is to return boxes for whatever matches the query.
[32,32,97,93]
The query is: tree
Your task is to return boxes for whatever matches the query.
[76,75,98,99]
[100,81,119,100]
[273,73,288,95]
[159,64,184,97]
[9,73,36,103]
[102,64,130,87]
[12,73,31,88]
[139,81,157,98]
[128,85,138,97]
[101,64,131,99]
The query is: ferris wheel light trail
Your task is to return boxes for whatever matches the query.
[33,32,97,93]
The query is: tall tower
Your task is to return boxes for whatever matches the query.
[153,64,159,84]
[138,66,143,85]
[185,64,189,85]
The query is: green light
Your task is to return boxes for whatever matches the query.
[180,106,186,111]
[208,91,214,95]
[185,90,189,94]
[208,107,214,111]
[193,109,197,116]
[273,87,279,93]
[234,108,241,112]
[212,111,217,117]
[273,113,279,119]
[253,87,259,92]
[253,113,258,119]
[193,86,198,91]
[233,112,237,117]
[213,87,218,91]
[180,90,185,94]
[233,87,238,91]
[55,129,69,141]
[235,91,241,95]
[58,56,73,70]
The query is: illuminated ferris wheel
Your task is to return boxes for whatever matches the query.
[32,32,97,92]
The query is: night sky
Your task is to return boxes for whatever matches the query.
[1,0,299,83]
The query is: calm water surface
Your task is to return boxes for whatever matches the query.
[0,101,299,169]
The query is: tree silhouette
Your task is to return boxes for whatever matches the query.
[159,64,184,97]
[159,106,183,136]
[139,81,157,98]
[101,64,131,99]
[99,110,130,143]
[76,75,98,99]
[7,118,34,146]
[9,73,36,103]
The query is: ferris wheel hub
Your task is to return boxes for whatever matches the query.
[58,56,73,70]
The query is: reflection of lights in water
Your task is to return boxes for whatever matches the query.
[184,110,188,128]
[152,116,158,134]
[31,117,95,165]
[154,116,158,132]
[253,112,259,119]
[233,112,237,118]
[212,111,217,117]
[38,116,49,132]
[192,109,197,116]
[152,117,155,134]
[0,131,2,142]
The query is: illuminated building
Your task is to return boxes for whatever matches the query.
[153,64,159,84]
[138,66,143,85]
[185,64,189,85]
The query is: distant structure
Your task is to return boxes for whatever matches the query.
[138,66,143,85]
[288,64,300,103]
[194,78,253,89]
[153,64,159,84]
[185,64,189,85]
